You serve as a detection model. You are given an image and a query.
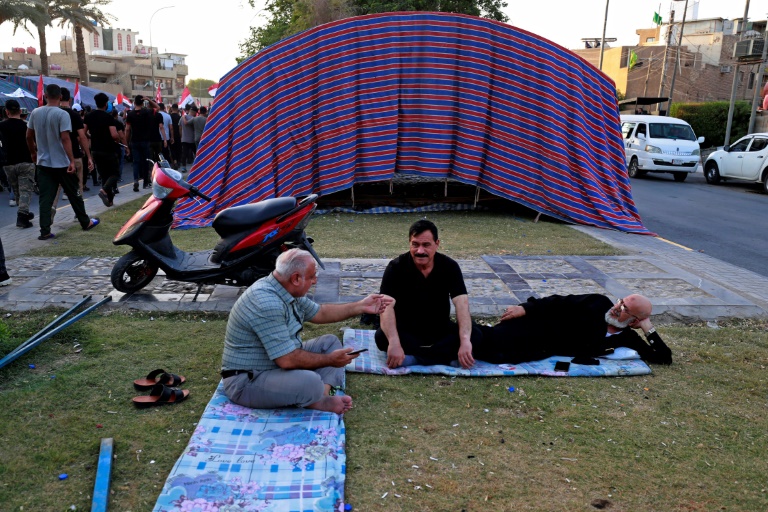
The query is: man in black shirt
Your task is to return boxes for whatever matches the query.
[84,93,120,206]
[125,95,159,191]
[375,220,482,369]
[0,99,36,228]
[58,88,93,194]
[477,294,673,365]
[169,104,182,170]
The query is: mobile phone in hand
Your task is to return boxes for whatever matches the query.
[347,348,368,355]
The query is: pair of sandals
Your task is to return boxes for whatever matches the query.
[132,369,189,407]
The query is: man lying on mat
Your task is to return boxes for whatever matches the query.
[221,248,393,414]
[374,219,482,369]
[478,293,673,365]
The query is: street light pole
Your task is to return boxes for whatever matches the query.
[149,5,175,100]
[666,0,689,116]
[598,0,610,70]
[657,9,676,114]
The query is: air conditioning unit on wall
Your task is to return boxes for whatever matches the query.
[734,39,764,58]
[720,65,732,73]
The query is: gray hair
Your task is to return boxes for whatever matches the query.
[275,248,314,278]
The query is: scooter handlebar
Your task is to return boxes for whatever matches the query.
[189,186,212,202]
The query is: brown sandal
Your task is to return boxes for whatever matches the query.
[132,383,189,407]
[133,368,186,391]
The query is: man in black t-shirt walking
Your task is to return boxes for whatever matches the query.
[84,93,121,206]
[375,220,482,369]
[0,99,36,228]
[125,95,159,191]
[169,104,182,170]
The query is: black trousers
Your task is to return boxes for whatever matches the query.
[375,322,484,366]
[92,150,119,202]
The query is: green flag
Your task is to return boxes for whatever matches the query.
[653,12,662,25]
[629,50,638,70]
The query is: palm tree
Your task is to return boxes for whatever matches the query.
[0,0,49,40]
[55,0,114,85]
[33,2,52,75]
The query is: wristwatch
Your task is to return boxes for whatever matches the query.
[645,327,656,336]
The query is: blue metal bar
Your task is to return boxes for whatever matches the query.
[91,438,114,512]
[4,296,92,361]
[0,296,112,370]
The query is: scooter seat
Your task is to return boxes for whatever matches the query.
[212,197,297,237]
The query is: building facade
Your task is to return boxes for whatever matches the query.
[572,17,766,112]
[1,25,188,105]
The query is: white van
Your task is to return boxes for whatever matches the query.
[619,114,705,182]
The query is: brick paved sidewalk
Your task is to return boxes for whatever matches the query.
[1,192,767,321]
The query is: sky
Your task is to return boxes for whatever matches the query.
[2,0,768,82]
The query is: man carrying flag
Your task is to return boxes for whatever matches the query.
[73,80,81,106]
[36,75,44,107]
[179,87,195,109]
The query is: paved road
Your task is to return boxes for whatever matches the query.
[629,170,768,278]
[1,163,137,227]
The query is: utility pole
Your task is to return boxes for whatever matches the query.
[599,0,610,70]
[748,29,768,133]
[643,51,655,97]
[657,10,676,114]
[666,0,689,116]
[725,0,751,146]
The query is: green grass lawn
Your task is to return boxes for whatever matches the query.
[0,313,767,510]
[25,197,620,259]
[6,202,768,510]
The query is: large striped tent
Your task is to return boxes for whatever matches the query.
[175,12,650,234]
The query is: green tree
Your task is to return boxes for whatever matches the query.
[238,0,350,61]
[187,78,216,98]
[237,0,506,60]
[349,0,507,21]
[0,0,48,30]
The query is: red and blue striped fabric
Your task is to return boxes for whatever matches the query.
[174,12,650,234]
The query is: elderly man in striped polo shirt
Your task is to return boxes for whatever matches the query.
[221,248,393,414]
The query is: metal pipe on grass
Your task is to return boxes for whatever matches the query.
[0,296,92,368]
[91,438,114,512]
[0,296,112,370]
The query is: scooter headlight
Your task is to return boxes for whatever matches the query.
[152,168,183,199]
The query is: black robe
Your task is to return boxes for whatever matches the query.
[476,294,672,365]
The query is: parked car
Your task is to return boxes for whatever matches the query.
[703,133,768,193]
[619,115,705,182]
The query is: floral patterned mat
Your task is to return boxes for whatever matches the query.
[343,329,652,377]
[152,382,346,512]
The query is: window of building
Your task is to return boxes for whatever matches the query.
[127,35,132,52]
[117,34,123,51]
[93,32,99,48]
[748,72,755,90]
[646,37,655,43]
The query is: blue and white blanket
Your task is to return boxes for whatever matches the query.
[343,329,651,377]
[153,382,346,512]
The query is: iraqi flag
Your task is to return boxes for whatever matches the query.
[74,80,81,105]
[179,87,195,108]
[116,93,132,108]
[207,82,218,97]
[36,75,44,106]
[155,82,162,103]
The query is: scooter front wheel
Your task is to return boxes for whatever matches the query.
[111,251,159,293]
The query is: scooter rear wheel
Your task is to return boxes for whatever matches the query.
[111,251,159,293]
